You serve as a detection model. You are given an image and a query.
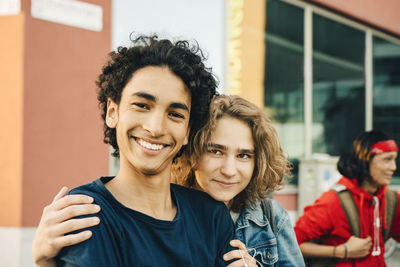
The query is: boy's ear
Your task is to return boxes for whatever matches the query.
[106,99,119,128]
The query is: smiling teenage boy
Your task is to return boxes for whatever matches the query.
[54,36,234,266]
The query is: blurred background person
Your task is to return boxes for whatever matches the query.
[294,130,400,266]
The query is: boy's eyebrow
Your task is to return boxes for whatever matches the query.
[170,102,189,111]
[132,92,156,102]
[132,92,189,111]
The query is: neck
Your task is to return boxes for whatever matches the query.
[361,179,379,195]
[105,157,176,220]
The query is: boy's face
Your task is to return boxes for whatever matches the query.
[106,66,191,176]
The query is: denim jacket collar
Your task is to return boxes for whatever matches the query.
[235,203,268,231]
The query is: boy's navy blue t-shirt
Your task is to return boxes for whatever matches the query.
[56,177,234,267]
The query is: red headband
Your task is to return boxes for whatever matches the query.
[370,140,398,155]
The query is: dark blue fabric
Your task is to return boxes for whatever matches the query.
[56,177,234,267]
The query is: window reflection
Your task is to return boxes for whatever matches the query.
[312,14,365,156]
[373,37,400,180]
[265,0,304,183]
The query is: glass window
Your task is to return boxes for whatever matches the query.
[265,0,304,184]
[373,36,400,183]
[312,14,365,156]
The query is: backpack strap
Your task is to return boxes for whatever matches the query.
[261,198,277,236]
[332,184,398,240]
[331,185,361,237]
[383,189,398,241]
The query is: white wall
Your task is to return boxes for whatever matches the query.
[112,0,228,93]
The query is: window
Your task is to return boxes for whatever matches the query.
[265,0,304,183]
[373,36,400,183]
[312,14,365,156]
[263,0,400,185]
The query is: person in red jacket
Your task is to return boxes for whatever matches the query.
[295,130,400,266]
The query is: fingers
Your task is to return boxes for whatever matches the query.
[56,203,101,222]
[224,241,257,267]
[52,230,94,248]
[53,216,100,237]
[230,239,247,250]
[52,187,69,203]
[52,194,95,211]
[224,251,257,267]
[224,240,249,261]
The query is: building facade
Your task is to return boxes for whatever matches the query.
[1,0,399,265]
[229,0,400,221]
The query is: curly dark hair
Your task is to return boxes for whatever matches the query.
[96,35,217,157]
[175,95,291,212]
[337,130,393,185]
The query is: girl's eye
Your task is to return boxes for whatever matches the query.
[208,149,222,155]
[238,154,252,159]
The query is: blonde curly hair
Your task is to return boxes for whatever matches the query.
[174,95,292,212]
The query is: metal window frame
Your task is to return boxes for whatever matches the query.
[282,0,400,157]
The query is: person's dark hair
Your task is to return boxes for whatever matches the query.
[337,130,393,185]
[96,35,217,157]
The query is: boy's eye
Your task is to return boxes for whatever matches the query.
[169,111,185,119]
[133,103,149,109]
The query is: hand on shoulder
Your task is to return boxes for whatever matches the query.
[32,187,101,266]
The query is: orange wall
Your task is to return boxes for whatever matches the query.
[0,14,24,226]
[309,0,400,36]
[19,0,111,226]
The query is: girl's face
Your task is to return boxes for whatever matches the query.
[369,151,398,187]
[194,116,255,205]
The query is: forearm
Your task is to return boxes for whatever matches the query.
[300,242,347,259]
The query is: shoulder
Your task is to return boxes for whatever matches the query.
[269,198,288,215]
[172,184,233,231]
[68,177,105,196]
[268,199,293,234]
[68,177,112,203]
[313,189,342,207]
[172,183,226,208]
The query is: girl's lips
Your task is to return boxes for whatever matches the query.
[214,180,238,188]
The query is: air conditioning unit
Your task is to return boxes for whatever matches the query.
[297,153,341,217]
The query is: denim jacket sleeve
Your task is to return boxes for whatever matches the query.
[234,200,305,267]
[271,200,305,267]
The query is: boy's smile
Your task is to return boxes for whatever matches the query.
[106,66,191,176]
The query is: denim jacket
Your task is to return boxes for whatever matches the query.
[234,199,305,266]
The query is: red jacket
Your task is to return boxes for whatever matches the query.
[294,177,400,266]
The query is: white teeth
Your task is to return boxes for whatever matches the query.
[137,139,163,151]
